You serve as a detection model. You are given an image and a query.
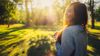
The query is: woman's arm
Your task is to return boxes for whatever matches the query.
[61,29,75,56]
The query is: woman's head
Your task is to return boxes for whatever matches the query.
[55,2,88,42]
[64,2,88,29]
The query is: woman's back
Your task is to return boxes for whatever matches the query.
[61,25,88,56]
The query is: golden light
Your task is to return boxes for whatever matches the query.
[32,0,54,9]
[18,0,69,11]
[17,0,72,25]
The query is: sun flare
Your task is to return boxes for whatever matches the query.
[32,0,54,9]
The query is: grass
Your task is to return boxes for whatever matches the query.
[0,22,100,56]
[0,24,56,56]
[87,21,100,56]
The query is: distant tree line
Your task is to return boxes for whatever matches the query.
[95,6,100,21]
[0,0,99,28]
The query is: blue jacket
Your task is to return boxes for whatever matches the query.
[57,25,88,56]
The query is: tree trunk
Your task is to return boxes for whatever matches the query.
[31,0,33,17]
[91,8,95,29]
[7,18,10,28]
[25,0,30,27]
[90,0,95,29]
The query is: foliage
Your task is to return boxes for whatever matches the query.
[0,0,25,24]
[0,0,18,24]
[0,0,71,26]
[95,6,100,21]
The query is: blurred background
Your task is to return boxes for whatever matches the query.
[0,0,100,56]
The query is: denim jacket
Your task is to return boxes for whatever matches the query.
[57,25,88,56]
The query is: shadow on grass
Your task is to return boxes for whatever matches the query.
[27,37,55,56]
[88,32,100,56]
[0,26,26,56]
[88,25,100,30]
[0,40,25,56]
[95,25,100,30]
[0,26,26,40]
[87,23,100,55]
[0,26,25,35]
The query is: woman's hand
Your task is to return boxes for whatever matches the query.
[54,31,62,42]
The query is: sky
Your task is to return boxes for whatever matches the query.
[17,0,100,10]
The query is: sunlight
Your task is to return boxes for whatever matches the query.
[17,0,71,25]
[32,0,54,9]
[1,0,100,56]
[87,45,95,52]
[18,0,68,11]
[32,0,67,9]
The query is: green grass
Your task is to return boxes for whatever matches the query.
[87,22,100,56]
[0,22,100,56]
[0,24,56,56]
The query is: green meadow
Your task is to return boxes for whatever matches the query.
[0,22,100,56]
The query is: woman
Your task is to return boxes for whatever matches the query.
[54,2,88,56]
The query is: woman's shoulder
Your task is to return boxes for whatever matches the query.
[63,25,84,34]
[66,25,83,31]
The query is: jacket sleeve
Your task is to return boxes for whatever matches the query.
[61,29,75,56]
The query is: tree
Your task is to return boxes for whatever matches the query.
[25,0,30,27]
[91,0,95,29]
[53,0,71,25]
[95,6,100,21]
[0,0,17,27]
[88,0,95,29]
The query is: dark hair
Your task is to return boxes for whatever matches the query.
[55,2,88,43]
[68,2,88,30]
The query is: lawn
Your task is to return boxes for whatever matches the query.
[0,24,56,56]
[87,22,100,56]
[0,22,100,56]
